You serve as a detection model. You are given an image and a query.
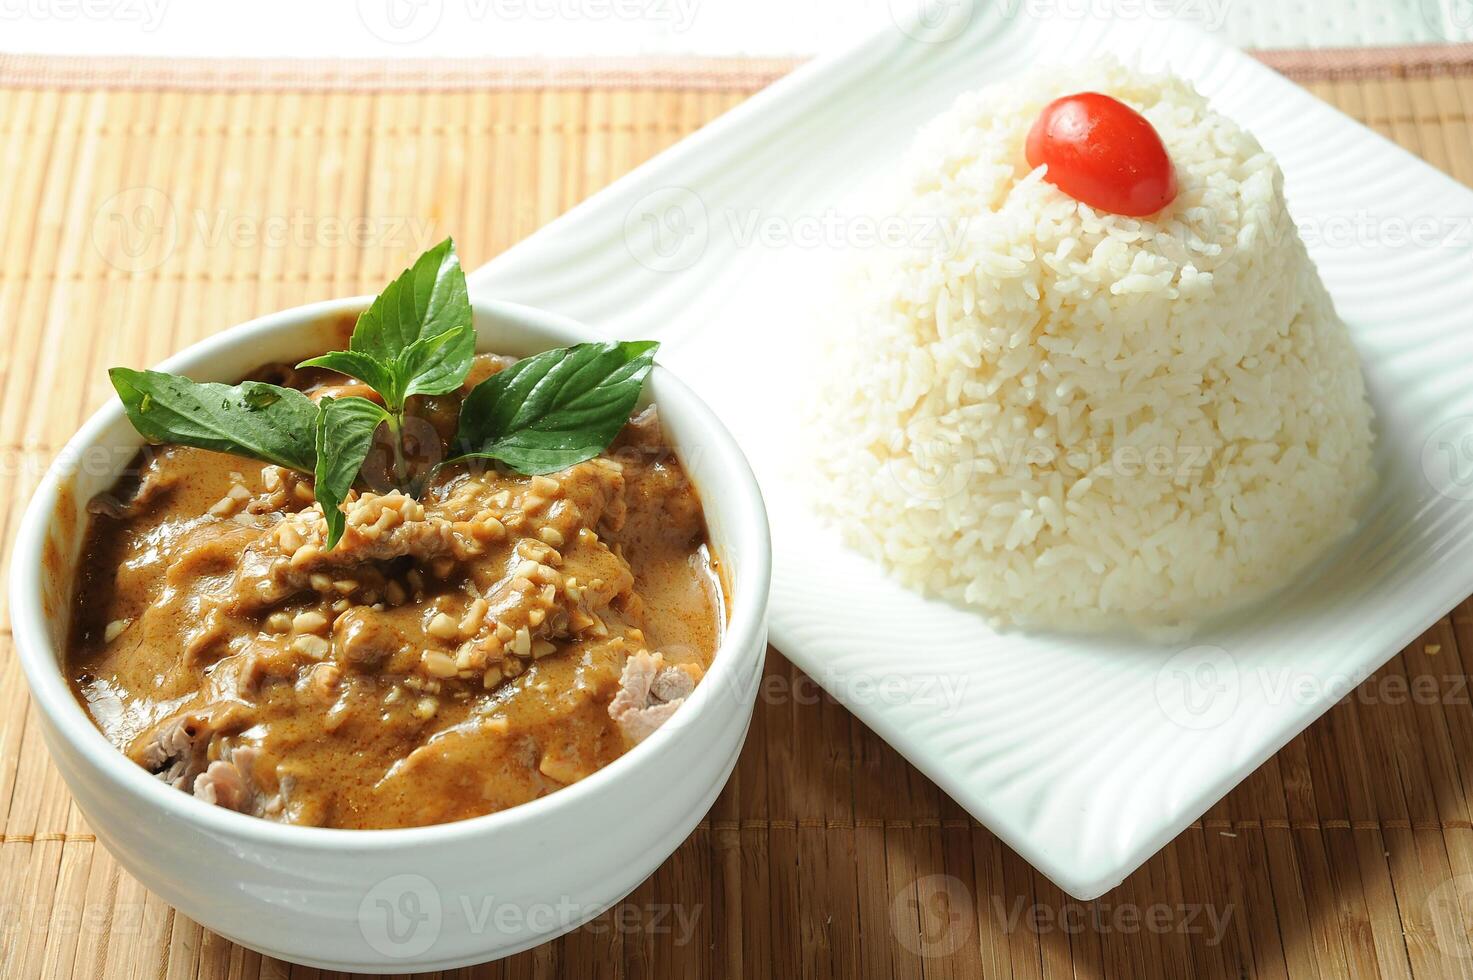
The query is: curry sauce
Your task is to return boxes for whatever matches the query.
[67,355,724,829]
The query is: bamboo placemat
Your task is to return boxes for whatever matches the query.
[3,46,1473,980]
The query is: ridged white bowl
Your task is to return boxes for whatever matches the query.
[468,12,1473,898]
[9,297,772,971]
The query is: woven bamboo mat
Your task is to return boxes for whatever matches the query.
[3,45,1473,980]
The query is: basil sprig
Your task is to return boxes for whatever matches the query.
[313,396,393,548]
[109,369,318,472]
[295,238,475,547]
[107,238,659,552]
[299,238,475,410]
[449,341,659,475]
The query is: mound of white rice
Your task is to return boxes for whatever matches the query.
[806,59,1375,634]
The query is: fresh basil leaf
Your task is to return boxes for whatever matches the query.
[109,368,317,473]
[314,396,390,550]
[295,350,396,398]
[349,238,471,365]
[449,341,658,475]
[399,324,476,400]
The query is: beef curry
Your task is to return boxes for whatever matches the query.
[67,354,724,829]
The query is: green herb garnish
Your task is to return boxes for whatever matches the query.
[299,237,476,411]
[313,395,394,548]
[449,340,659,475]
[108,370,318,472]
[295,238,475,546]
[107,238,660,551]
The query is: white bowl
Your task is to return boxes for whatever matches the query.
[8,296,771,972]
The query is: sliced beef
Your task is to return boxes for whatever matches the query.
[133,703,250,790]
[332,607,413,672]
[607,409,705,553]
[608,651,703,746]
[86,450,180,519]
[192,744,270,813]
[229,492,478,612]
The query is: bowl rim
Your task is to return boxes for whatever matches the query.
[9,294,772,849]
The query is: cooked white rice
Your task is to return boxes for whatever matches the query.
[806,59,1375,634]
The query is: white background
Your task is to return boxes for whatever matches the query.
[0,0,1470,57]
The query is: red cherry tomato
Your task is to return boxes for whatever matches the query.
[1024,92,1178,217]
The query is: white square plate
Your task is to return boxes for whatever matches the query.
[468,9,1473,898]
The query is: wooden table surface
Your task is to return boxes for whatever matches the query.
[3,48,1473,979]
